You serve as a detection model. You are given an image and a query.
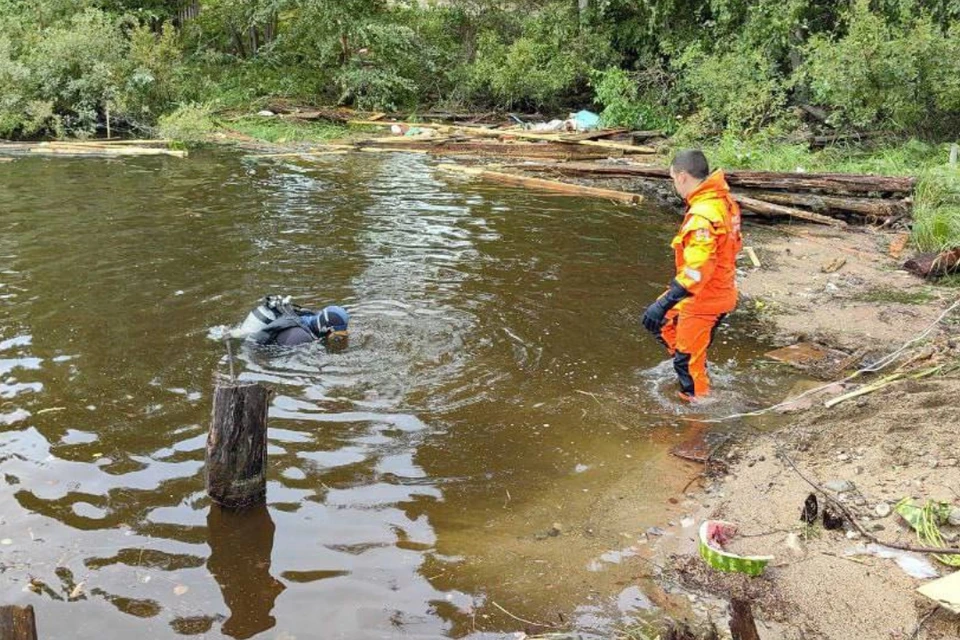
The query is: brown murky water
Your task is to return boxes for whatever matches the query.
[0,150,793,639]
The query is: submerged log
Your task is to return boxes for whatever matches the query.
[0,605,38,640]
[206,381,270,508]
[904,248,960,279]
[360,140,616,160]
[439,165,642,205]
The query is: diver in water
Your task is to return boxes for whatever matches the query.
[231,295,350,347]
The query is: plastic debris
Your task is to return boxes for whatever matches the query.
[845,543,938,579]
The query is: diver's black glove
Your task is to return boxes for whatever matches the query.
[642,280,690,334]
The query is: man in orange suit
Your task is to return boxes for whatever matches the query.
[642,150,742,401]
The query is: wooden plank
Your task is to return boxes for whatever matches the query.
[735,189,907,218]
[439,165,642,205]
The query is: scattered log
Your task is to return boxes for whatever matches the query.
[904,248,960,279]
[737,195,847,227]
[206,381,271,508]
[0,605,38,640]
[808,131,887,148]
[0,142,187,158]
[347,120,656,154]
[439,164,642,205]
[522,162,916,195]
[359,140,616,160]
[734,189,907,218]
[631,130,666,143]
[729,600,761,640]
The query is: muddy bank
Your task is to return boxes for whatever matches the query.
[638,224,960,639]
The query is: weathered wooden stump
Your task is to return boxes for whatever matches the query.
[0,605,38,640]
[205,381,270,508]
[729,599,761,640]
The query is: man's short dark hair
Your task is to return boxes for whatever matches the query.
[671,150,710,180]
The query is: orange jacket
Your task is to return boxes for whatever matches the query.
[671,170,742,315]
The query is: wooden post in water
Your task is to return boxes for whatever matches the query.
[0,605,38,640]
[205,381,270,508]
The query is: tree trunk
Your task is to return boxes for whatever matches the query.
[729,599,761,640]
[206,382,270,508]
[230,27,248,58]
[0,606,38,640]
[737,194,846,227]
[734,189,907,218]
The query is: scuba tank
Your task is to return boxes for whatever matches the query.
[229,295,292,339]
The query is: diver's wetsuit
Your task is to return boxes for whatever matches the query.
[250,313,319,346]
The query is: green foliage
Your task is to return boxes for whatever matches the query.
[803,0,960,133]
[119,24,184,125]
[468,5,615,109]
[677,42,788,133]
[155,102,216,143]
[592,67,674,131]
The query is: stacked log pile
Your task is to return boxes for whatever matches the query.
[519,162,915,227]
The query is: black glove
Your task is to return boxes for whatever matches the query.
[642,280,690,334]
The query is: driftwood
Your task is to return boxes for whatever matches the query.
[348,120,656,154]
[734,189,907,218]
[440,164,642,205]
[0,605,38,640]
[736,195,846,227]
[359,140,617,160]
[0,142,186,158]
[206,381,270,508]
[523,162,916,195]
[904,248,960,279]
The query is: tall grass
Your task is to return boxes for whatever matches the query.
[694,136,960,252]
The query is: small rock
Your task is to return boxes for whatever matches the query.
[257,110,275,117]
[758,455,766,462]
[875,502,891,518]
[548,523,562,537]
[646,527,666,537]
[948,508,960,527]
[930,460,940,469]
[854,497,867,507]
[870,523,885,532]
[785,533,805,557]
[846,530,861,540]
[825,480,855,493]
[837,453,851,462]
[681,516,696,529]
[855,466,865,475]
[946,459,958,467]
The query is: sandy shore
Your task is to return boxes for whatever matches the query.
[641,225,960,640]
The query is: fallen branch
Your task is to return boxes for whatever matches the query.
[492,601,560,630]
[823,364,943,409]
[439,164,642,205]
[779,450,960,556]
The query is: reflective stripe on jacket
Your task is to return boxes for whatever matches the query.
[671,170,742,315]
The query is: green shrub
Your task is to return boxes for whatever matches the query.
[156,102,216,142]
[677,42,788,133]
[803,0,960,133]
[118,23,184,127]
[591,67,675,131]
[468,5,615,110]
[25,9,128,136]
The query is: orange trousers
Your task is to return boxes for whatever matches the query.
[659,309,726,397]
